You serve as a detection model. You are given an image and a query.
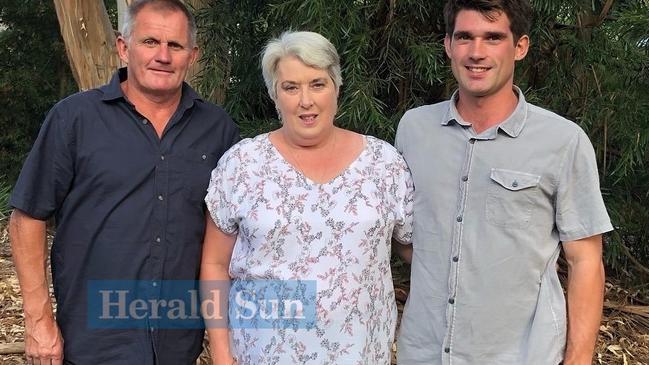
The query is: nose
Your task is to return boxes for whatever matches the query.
[468,39,486,60]
[299,88,313,108]
[155,43,172,64]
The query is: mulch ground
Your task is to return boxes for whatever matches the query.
[1,222,647,364]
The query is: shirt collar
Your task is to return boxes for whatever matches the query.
[99,67,203,109]
[442,86,528,138]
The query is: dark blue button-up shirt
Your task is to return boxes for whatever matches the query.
[11,68,239,364]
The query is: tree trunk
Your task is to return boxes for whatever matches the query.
[53,0,121,90]
[117,0,130,33]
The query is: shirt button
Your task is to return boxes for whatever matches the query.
[469,139,475,144]
[201,154,207,160]
[452,256,459,262]
[512,180,519,188]
[152,282,157,287]
[448,298,455,304]
[444,347,450,353]
[160,155,165,161]
[456,216,463,222]
[155,237,161,243]
[461,176,468,182]
[142,119,148,125]
[157,195,164,201]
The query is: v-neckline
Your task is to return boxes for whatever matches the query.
[266,133,368,186]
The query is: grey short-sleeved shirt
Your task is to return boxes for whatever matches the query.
[395,87,613,365]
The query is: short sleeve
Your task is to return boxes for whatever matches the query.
[391,151,414,245]
[555,129,613,242]
[205,144,241,235]
[10,104,75,220]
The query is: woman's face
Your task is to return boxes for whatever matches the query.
[275,55,338,145]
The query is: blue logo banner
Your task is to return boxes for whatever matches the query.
[87,280,317,329]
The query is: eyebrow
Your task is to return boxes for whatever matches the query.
[484,31,507,39]
[167,40,184,47]
[280,78,329,85]
[453,31,508,39]
[453,31,473,39]
[140,36,186,46]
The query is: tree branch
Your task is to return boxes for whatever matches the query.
[618,240,649,277]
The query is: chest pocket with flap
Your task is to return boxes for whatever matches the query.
[486,168,541,228]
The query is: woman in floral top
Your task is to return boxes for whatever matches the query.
[200,31,414,365]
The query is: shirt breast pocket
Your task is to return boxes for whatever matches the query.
[485,168,541,228]
[180,150,218,203]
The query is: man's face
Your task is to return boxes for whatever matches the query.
[444,9,529,101]
[116,5,197,99]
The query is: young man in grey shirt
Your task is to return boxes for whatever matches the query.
[395,1,612,364]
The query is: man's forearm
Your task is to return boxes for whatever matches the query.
[10,209,63,363]
[9,209,54,321]
[564,256,605,364]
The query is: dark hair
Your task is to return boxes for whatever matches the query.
[444,0,533,42]
[122,0,197,46]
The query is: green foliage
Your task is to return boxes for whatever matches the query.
[0,175,11,221]
[0,0,76,183]
[0,0,647,283]
[197,0,649,284]
[195,0,450,140]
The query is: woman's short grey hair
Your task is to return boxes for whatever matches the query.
[121,0,197,47]
[261,31,343,101]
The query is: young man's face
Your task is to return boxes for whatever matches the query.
[444,9,529,101]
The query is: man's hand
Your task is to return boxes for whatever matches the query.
[562,234,605,365]
[24,316,63,365]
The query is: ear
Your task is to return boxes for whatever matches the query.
[189,46,199,66]
[116,36,129,64]
[444,34,452,59]
[514,34,530,61]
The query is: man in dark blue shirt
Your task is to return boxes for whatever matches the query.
[8,0,238,364]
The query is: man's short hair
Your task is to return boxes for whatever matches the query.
[121,0,197,47]
[444,0,533,42]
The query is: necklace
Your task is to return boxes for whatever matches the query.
[282,129,338,184]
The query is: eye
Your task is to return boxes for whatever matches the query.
[282,84,299,93]
[312,82,325,89]
[168,42,184,51]
[142,38,158,47]
[485,33,505,43]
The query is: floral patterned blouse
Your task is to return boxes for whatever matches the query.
[205,133,414,364]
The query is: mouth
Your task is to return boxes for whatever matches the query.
[465,66,491,73]
[149,68,174,75]
[299,114,318,125]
